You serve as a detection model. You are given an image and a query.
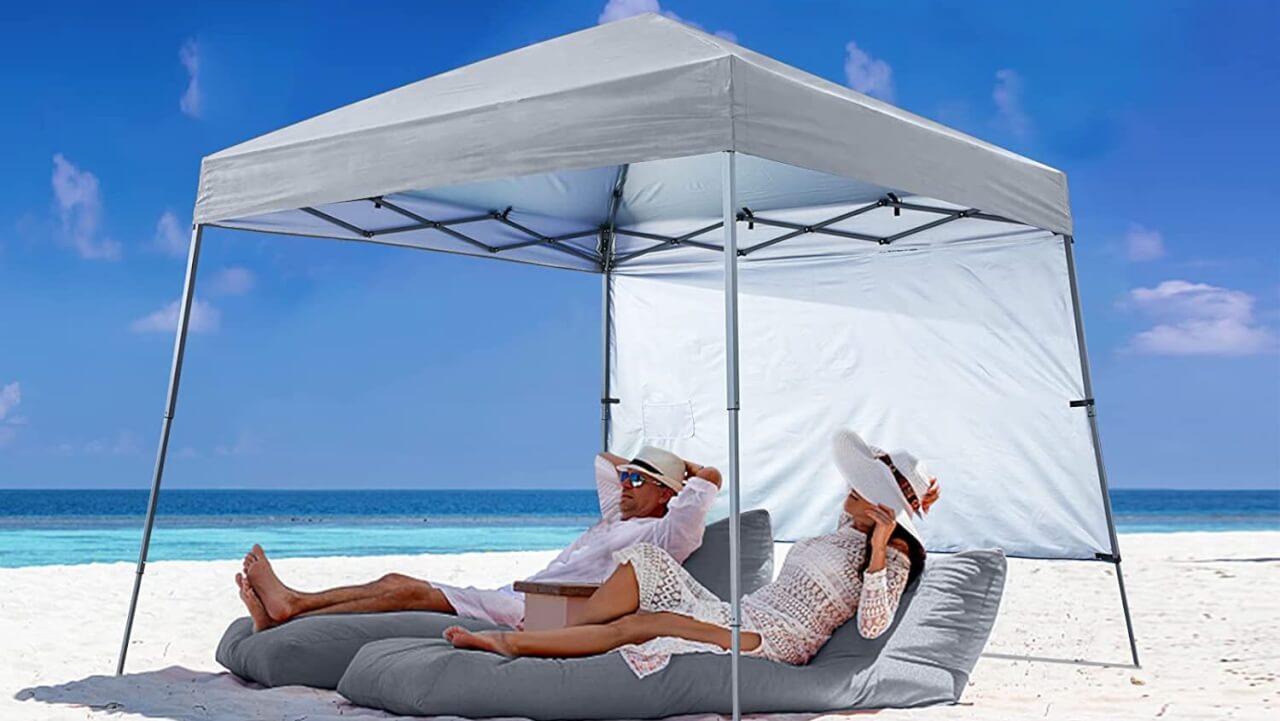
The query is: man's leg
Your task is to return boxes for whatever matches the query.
[244,544,454,624]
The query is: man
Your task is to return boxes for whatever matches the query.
[236,446,722,631]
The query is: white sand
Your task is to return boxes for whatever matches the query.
[1,531,1275,720]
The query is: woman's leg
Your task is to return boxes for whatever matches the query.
[565,562,641,627]
[446,612,763,659]
[243,544,453,623]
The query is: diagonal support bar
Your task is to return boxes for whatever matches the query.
[492,213,602,266]
[611,222,725,265]
[370,198,496,253]
[490,229,601,254]
[738,201,884,255]
[880,208,975,244]
[302,206,373,238]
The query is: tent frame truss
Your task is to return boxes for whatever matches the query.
[230,191,1027,273]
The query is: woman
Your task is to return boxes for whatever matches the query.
[445,429,940,677]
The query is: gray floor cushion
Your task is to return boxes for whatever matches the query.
[336,549,1007,719]
[680,508,773,600]
[216,510,774,689]
[216,611,503,689]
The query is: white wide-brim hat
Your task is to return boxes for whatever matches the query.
[617,445,686,492]
[831,429,931,549]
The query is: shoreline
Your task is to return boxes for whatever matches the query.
[2,524,1278,570]
[3,530,1275,720]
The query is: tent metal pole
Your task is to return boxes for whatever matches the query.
[599,165,628,451]
[1063,234,1141,668]
[721,150,743,721]
[116,223,204,676]
[600,267,613,452]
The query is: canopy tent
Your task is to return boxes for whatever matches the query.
[117,13,1139,715]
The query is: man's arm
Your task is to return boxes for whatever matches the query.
[652,460,722,562]
[682,458,722,489]
[594,453,624,519]
[599,451,629,468]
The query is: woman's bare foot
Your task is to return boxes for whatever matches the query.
[443,626,516,656]
[244,544,299,623]
[236,573,275,632]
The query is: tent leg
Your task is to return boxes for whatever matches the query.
[721,150,743,721]
[599,165,627,452]
[600,268,613,452]
[1114,557,1140,667]
[116,223,204,676]
[1063,234,1140,668]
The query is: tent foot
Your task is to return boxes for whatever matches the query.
[1114,559,1140,668]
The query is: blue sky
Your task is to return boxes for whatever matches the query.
[0,0,1276,491]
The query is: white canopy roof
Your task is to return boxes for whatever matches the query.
[196,12,1072,272]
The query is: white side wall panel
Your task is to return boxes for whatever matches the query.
[610,232,1110,559]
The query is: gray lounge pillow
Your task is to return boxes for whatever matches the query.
[216,510,774,689]
[336,550,1007,718]
[683,509,774,598]
[216,612,503,689]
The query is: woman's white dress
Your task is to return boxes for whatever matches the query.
[611,524,912,678]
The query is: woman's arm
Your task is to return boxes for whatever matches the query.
[856,547,911,639]
[857,504,910,638]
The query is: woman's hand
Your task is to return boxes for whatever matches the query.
[921,476,940,514]
[865,503,897,549]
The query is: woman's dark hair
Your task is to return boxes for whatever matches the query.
[857,525,926,590]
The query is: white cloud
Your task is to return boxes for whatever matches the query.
[993,68,1031,140]
[216,430,260,457]
[844,41,894,102]
[83,430,141,456]
[51,154,121,260]
[207,266,255,296]
[179,39,202,118]
[130,298,221,334]
[599,0,662,23]
[0,381,21,448]
[598,0,736,41]
[1124,224,1165,262]
[0,382,19,421]
[154,210,188,257]
[1124,280,1278,356]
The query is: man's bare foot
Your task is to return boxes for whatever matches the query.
[237,573,275,632]
[244,544,299,623]
[443,626,516,656]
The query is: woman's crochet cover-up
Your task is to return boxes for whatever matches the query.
[610,525,911,678]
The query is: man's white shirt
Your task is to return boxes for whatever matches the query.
[523,455,719,584]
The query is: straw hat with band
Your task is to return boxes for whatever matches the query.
[831,429,932,549]
[617,445,686,493]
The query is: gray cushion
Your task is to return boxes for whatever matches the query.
[336,550,1007,718]
[216,612,504,689]
[683,509,774,600]
[215,511,775,689]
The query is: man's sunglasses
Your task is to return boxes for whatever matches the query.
[618,470,664,488]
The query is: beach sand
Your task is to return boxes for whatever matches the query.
[2,531,1275,720]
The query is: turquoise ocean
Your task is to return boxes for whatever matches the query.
[0,489,1276,568]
